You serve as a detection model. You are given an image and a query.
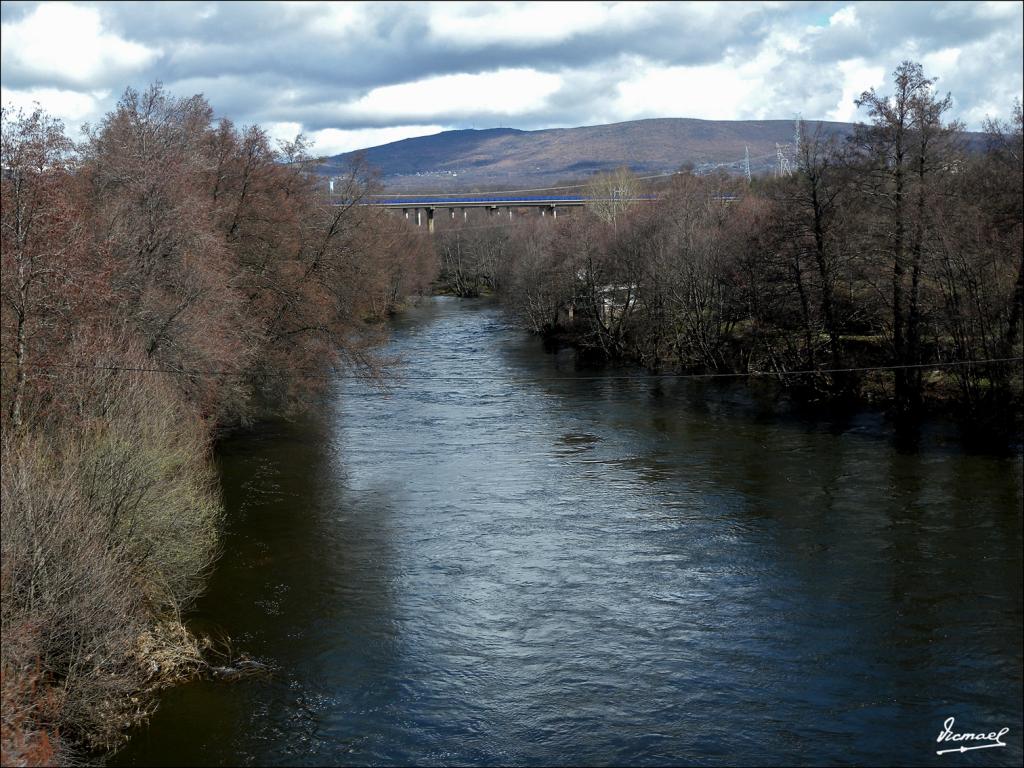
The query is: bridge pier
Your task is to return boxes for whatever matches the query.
[363,195,607,225]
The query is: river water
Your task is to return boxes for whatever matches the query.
[114,296,1022,767]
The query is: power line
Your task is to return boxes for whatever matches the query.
[3,357,1020,383]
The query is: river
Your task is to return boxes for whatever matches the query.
[113,296,1023,767]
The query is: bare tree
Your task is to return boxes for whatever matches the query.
[854,61,957,416]
[1,107,86,429]
[585,167,640,230]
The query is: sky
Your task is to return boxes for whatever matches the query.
[2,1,1022,157]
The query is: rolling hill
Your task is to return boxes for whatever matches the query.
[318,117,859,191]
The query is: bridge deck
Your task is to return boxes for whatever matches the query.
[357,194,657,208]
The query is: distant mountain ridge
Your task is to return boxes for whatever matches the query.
[318,117,858,191]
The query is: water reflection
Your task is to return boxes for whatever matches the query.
[114,297,1022,767]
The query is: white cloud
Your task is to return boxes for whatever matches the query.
[263,121,449,156]
[974,1,1022,20]
[305,2,364,36]
[922,46,962,75]
[828,59,886,123]
[264,120,305,146]
[1,3,159,85]
[427,1,654,47]
[344,68,563,121]
[828,6,858,28]
[611,25,799,123]
[614,60,759,120]
[306,125,449,156]
[1,0,1021,155]
[0,85,104,122]
[0,85,111,140]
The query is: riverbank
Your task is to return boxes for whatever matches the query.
[0,91,433,766]
[431,268,1022,450]
[518,321,1024,453]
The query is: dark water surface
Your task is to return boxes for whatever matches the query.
[114,297,1023,767]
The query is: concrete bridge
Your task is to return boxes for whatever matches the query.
[359,194,657,233]
[329,192,737,232]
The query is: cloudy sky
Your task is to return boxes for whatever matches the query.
[2,1,1021,156]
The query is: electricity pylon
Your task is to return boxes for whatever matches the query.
[793,114,804,172]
